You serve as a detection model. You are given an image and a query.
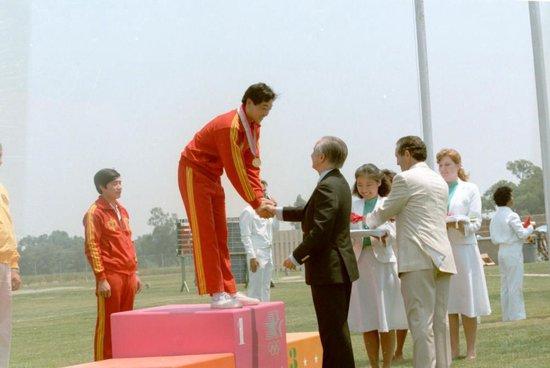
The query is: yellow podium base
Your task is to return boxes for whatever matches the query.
[286,332,323,368]
[63,353,235,368]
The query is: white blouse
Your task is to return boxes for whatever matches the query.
[447,180,482,245]
[351,196,397,263]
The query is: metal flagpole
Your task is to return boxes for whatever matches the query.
[413,0,435,168]
[528,2,550,247]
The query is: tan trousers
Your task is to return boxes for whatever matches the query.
[0,264,12,368]
[400,269,451,368]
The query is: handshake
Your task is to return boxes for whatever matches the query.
[255,197,277,219]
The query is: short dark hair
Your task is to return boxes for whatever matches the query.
[314,136,348,169]
[493,186,513,206]
[94,168,120,194]
[396,136,427,161]
[241,83,277,105]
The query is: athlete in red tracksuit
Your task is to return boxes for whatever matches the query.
[178,83,276,308]
[83,169,141,360]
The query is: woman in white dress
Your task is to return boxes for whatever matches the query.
[437,148,491,361]
[348,164,408,368]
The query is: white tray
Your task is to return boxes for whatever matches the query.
[350,228,387,237]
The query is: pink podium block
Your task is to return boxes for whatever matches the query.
[246,302,287,368]
[111,304,251,368]
[63,353,235,368]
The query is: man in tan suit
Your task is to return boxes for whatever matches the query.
[365,136,456,368]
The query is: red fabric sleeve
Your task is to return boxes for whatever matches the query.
[214,114,264,208]
[84,208,106,281]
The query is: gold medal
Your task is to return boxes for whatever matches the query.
[252,157,262,168]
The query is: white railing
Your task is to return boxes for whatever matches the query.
[272,229,303,271]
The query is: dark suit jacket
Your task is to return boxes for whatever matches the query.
[283,169,359,285]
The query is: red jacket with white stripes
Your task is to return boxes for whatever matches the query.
[181,106,264,209]
[83,197,137,281]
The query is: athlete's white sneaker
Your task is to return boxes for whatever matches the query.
[231,292,260,306]
[210,292,242,309]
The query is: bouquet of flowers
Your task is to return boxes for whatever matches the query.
[350,212,364,224]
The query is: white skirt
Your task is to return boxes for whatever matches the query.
[348,248,408,333]
[447,242,492,317]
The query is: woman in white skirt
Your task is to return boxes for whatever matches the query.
[437,148,491,361]
[348,164,408,368]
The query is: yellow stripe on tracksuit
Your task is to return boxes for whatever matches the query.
[95,296,105,360]
[185,167,207,294]
[85,205,104,275]
[230,115,255,202]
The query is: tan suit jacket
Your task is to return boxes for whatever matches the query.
[365,162,456,274]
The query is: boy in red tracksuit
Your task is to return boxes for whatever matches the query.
[83,168,141,360]
[178,82,276,309]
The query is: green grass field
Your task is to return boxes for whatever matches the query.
[10,262,550,368]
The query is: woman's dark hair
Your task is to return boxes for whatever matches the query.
[493,186,513,207]
[241,83,277,105]
[352,164,392,198]
[94,168,120,194]
[382,169,396,184]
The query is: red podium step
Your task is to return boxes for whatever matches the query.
[111,302,286,368]
[111,304,251,367]
[62,353,235,368]
[248,302,287,368]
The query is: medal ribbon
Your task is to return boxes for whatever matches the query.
[237,106,259,158]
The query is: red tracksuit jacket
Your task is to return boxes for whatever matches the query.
[181,107,264,209]
[83,197,137,281]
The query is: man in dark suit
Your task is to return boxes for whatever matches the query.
[272,136,359,368]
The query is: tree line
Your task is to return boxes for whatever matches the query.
[481,159,545,216]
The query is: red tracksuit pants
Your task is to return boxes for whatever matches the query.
[178,162,237,295]
[94,272,136,360]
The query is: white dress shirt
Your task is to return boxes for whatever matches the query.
[110,203,122,221]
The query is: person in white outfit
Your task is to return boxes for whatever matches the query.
[348,164,408,368]
[489,186,534,322]
[436,148,491,361]
[239,180,278,302]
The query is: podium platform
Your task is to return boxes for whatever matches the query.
[286,332,323,368]
[248,302,287,368]
[111,302,287,368]
[111,304,252,367]
[62,353,235,368]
